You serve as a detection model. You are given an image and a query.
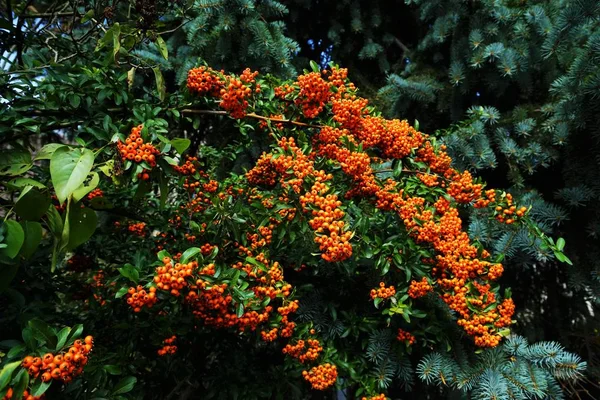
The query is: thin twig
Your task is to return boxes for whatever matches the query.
[21,11,75,18]
[180,109,323,129]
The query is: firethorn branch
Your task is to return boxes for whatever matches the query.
[180,109,324,129]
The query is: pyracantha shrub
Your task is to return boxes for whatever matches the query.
[0,62,583,399]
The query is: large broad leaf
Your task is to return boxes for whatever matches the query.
[72,172,99,202]
[67,206,97,250]
[0,361,21,390]
[0,221,24,259]
[28,319,57,348]
[4,178,46,190]
[10,368,28,400]
[19,221,42,260]
[15,188,51,221]
[0,145,32,176]
[170,138,191,154]
[112,376,137,395]
[50,147,95,204]
[34,143,65,160]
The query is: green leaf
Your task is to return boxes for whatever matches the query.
[170,138,191,154]
[156,35,168,60]
[4,178,46,189]
[19,221,42,260]
[66,324,84,344]
[50,146,95,204]
[72,172,100,202]
[118,264,139,283]
[6,344,25,359]
[55,327,71,350]
[11,369,28,400]
[81,9,95,23]
[66,206,97,250]
[0,145,32,176]
[0,221,25,259]
[30,379,51,397]
[112,376,137,395]
[99,160,115,177]
[0,361,21,390]
[157,250,172,261]
[15,188,51,221]
[180,247,201,264]
[28,319,57,349]
[35,143,65,160]
[152,66,166,101]
[69,94,81,108]
[556,237,565,251]
[115,287,128,299]
[104,365,122,375]
[309,60,320,72]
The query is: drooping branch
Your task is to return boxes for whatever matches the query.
[180,109,324,129]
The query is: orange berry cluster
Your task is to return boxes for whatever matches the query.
[474,189,497,208]
[447,171,482,204]
[417,173,439,187]
[282,339,322,363]
[126,285,157,312]
[127,222,146,237]
[408,277,433,299]
[22,336,93,384]
[157,335,177,356]
[219,72,257,119]
[187,66,224,96]
[494,193,527,224]
[87,188,103,200]
[295,72,331,118]
[246,137,353,262]
[370,282,396,300]
[117,125,159,167]
[302,363,337,390]
[154,257,197,296]
[362,394,387,400]
[396,329,416,345]
[260,328,278,342]
[173,156,199,175]
[1,388,43,400]
[200,243,216,256]
[186,66,522,349]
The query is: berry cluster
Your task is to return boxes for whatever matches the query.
[282,339,323,363]
[187,66,224,96]
[302,363,337,390]
[116,125,159,167]
[396,329,416,345]
[295,72,330,118]
[370,282,396,300]
[173,156,199,175]
[154,257,197,296]
[127,222,146,236]
[362,394,387,400]
[22,336,93,384]
[157,335,177,356]
[408,277,433,299]
[260,328,278,342]
[87,188,103,200]
[126,285,158,312]
[1,388,44,400]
